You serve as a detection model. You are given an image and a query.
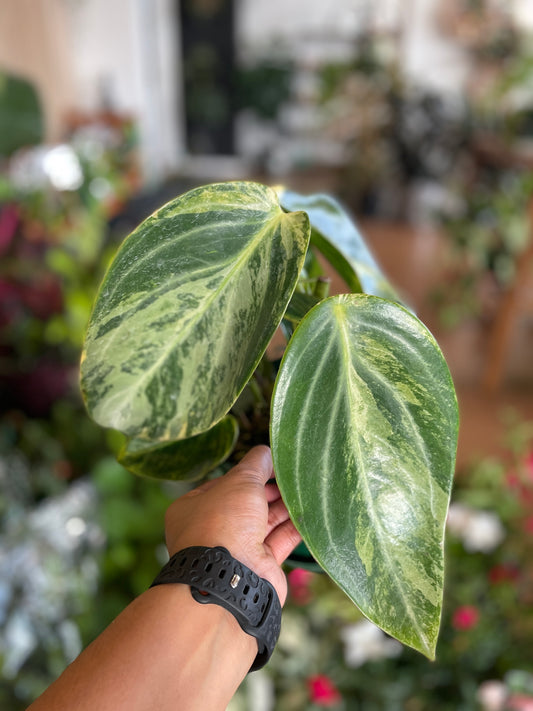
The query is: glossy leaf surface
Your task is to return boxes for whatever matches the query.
[118,416,238,481]
[81,182,309,442]
[271,294,458,657]
[279,189,398,300]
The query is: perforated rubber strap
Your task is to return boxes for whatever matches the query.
[150,546,282,672]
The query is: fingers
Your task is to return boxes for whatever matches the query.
[265,481,281,503]
[266,489,301,566]
[267,496,290,534]
[229,445,273,486]
[265,519,302,566]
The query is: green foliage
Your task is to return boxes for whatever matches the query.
[0,72,43,157]
[81,181,458,657]
[236,59,293,120]
[434,170,533,327]
[118,415,239,481]
[279,189,399,299]
[89,457,178,616]
[80,182,310,443]
[271,295,457,657]
[229,419,533,711]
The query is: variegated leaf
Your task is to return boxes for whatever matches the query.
[118,416,238,481]
[271,294,458,657]
[279,189,399,300]
[80,182,310,442]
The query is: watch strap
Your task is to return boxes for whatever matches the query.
[150,545,281,671]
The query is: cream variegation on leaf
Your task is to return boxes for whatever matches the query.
[271,294,458,657]
[81,182,458,658]
[80,182,310,443]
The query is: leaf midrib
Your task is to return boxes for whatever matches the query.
[335,303,432,655]
[99,209,285,414]
[100,217,257,311]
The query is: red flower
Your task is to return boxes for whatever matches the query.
[0,204,18,256]
[489,563,519,585]
[308,675,341,707]
[288,568,314,605]
[452,605,479,630]
[21,275,63,320]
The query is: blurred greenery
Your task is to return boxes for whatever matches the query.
[236,58,293,120]
[431,42,533,328]
[0,110,171,709]
[0,72,43,158]
[433,170,533,328]
[316,33,471,217]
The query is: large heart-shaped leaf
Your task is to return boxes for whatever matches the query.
[81,182,309,442]
[118,416,238,481]
[271,294,458,657]
[279,189,398,300]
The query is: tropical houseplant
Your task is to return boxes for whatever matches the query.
[80,181,459,660]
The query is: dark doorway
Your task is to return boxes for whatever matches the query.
[179,0,236,155]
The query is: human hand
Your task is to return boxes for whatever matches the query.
[164,445,301,605]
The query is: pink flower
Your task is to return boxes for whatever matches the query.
[308,675,341,707]
[288,568,314,605]
[452,605,479,630]
[507,694,533,711]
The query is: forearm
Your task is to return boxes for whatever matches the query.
[28,583,256,711]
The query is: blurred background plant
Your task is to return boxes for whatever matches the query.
[0,67,182,709]
[423,13,533,329]
[1,0,533,707]
[316,32,471,218]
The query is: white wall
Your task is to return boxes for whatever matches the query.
[60,0,533,181]
[514,0,533,30]
[64,0,184,184]
[238,0,470,96]
[402,0,470,96]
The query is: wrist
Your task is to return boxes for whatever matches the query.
[143,584,257,708]
[145,583,257,656]
[151,546,283,671]
[167,536,282,599]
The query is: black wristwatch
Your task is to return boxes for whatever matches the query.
[150,545,282,671]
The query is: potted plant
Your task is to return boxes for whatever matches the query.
[80,181,458,659]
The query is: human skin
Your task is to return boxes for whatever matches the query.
[27,445,301,711]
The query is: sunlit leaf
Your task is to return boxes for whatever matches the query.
[271,294,458,657]
[279,189,398,300]
[81,182,309,442]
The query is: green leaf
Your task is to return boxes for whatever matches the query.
[284,292,321,324]
[271,294,458,657]
[80,182,310,442]
[279,189,399,300]
[0,71,43,157]
[118,416,239,481]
